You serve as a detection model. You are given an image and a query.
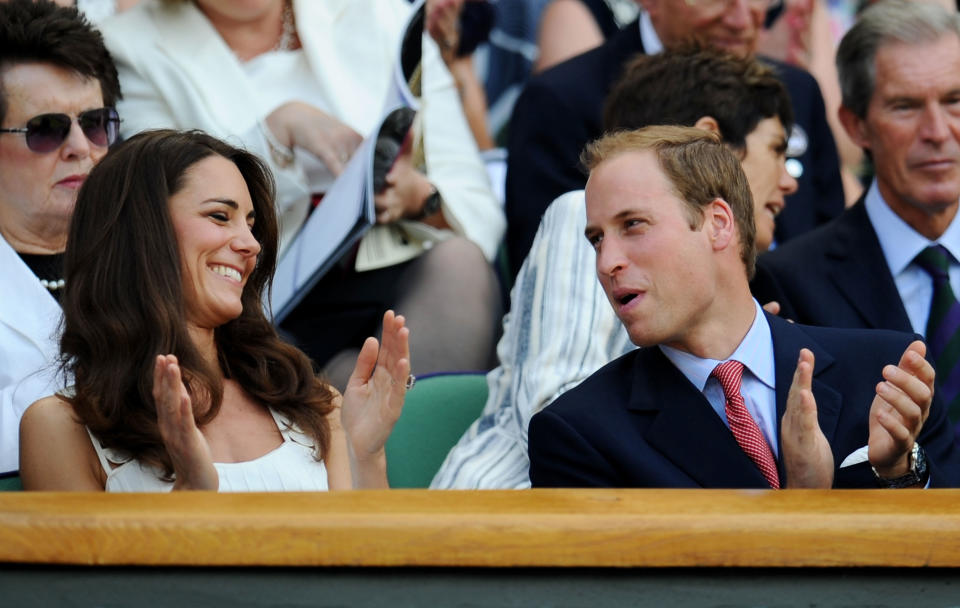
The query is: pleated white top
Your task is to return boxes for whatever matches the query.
[87,409,329,492]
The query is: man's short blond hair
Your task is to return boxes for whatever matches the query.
[582,125,757,277]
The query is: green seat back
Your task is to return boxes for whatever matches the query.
[385,373,488,488]
[0,475,22,491]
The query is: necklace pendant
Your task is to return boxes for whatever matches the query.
[274,0,296,52]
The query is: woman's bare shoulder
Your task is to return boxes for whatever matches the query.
[20,394,105,491]
[22,394,81,428]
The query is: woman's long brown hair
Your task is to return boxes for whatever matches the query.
[60,129,335,478]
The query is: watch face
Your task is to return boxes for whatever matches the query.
[427,190,441,213]
[873,444,927,488]
[913,443,928,482]
[421,189,441,218]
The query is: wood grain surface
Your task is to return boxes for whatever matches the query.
[1,489,958,567]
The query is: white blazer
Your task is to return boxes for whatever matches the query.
[101,0,504,263]
[0,236,62,473]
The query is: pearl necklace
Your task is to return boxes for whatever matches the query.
[228,0,296,60]
[40,278,65,291]
[274,0,296,52]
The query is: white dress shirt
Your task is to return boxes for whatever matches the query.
[660,300,779,456]
[638,10,663,55]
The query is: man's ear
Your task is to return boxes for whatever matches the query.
[838,105,870,150]
[706,197,736,251]
[694,116,720,135]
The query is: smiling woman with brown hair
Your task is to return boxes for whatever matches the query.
[19,129,411,492]
[98,0,505,389]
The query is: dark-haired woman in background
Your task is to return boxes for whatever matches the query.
[19,130,410,491]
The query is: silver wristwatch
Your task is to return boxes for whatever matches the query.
[872,442,929,488]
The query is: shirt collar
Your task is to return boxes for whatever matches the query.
[659,300,775,391]
[639,11,663,55]
[865,179,960,273]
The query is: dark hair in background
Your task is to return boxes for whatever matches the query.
[602,45,793,153]
[0,0,122,124]
[60,129,335,478]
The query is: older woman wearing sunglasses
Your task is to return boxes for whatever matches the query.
[0,0,121,475]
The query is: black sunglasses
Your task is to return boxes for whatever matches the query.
[0,107,120,153]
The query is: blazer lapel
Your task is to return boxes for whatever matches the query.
[148,0,398,138]
[769,314,843,482]
[824,201,912,332]
[294,0,402,134]
[633,349,771,488]
[150,2,262,135]
[0,236,60,356]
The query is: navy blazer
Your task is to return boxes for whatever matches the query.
[504,19,845,277]
[759,197,912,332]
[528,314,960,488]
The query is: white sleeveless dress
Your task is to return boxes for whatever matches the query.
[87,409,329,492]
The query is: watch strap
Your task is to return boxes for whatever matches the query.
[410,186,442,220]
[872,442,928,488]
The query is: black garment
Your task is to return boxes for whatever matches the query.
[17,252,64,304]
[279,257,415,368]
[580,0,620,39]
[750,261,797,321]
[759,195,913,332]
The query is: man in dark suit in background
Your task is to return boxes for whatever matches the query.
[527,126,960,489]
[761,1,960,435]
[504,0,843,276]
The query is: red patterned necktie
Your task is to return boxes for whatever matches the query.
[711,360,780,489]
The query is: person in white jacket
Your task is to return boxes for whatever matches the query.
[0,0,121,474]
[101,0,506,387]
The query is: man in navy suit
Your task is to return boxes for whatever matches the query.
[528,126,960,488]
[504,0,843,277]
[762,1,960,333]
[760,2,960,435]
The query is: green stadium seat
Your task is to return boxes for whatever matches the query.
[385,372,488,488]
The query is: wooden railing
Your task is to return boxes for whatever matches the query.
[2,489,959,568]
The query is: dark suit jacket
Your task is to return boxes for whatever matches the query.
[751,262,797,321]
[758,197,912,332]
[528,314,960,488]
[504,19,845,277]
